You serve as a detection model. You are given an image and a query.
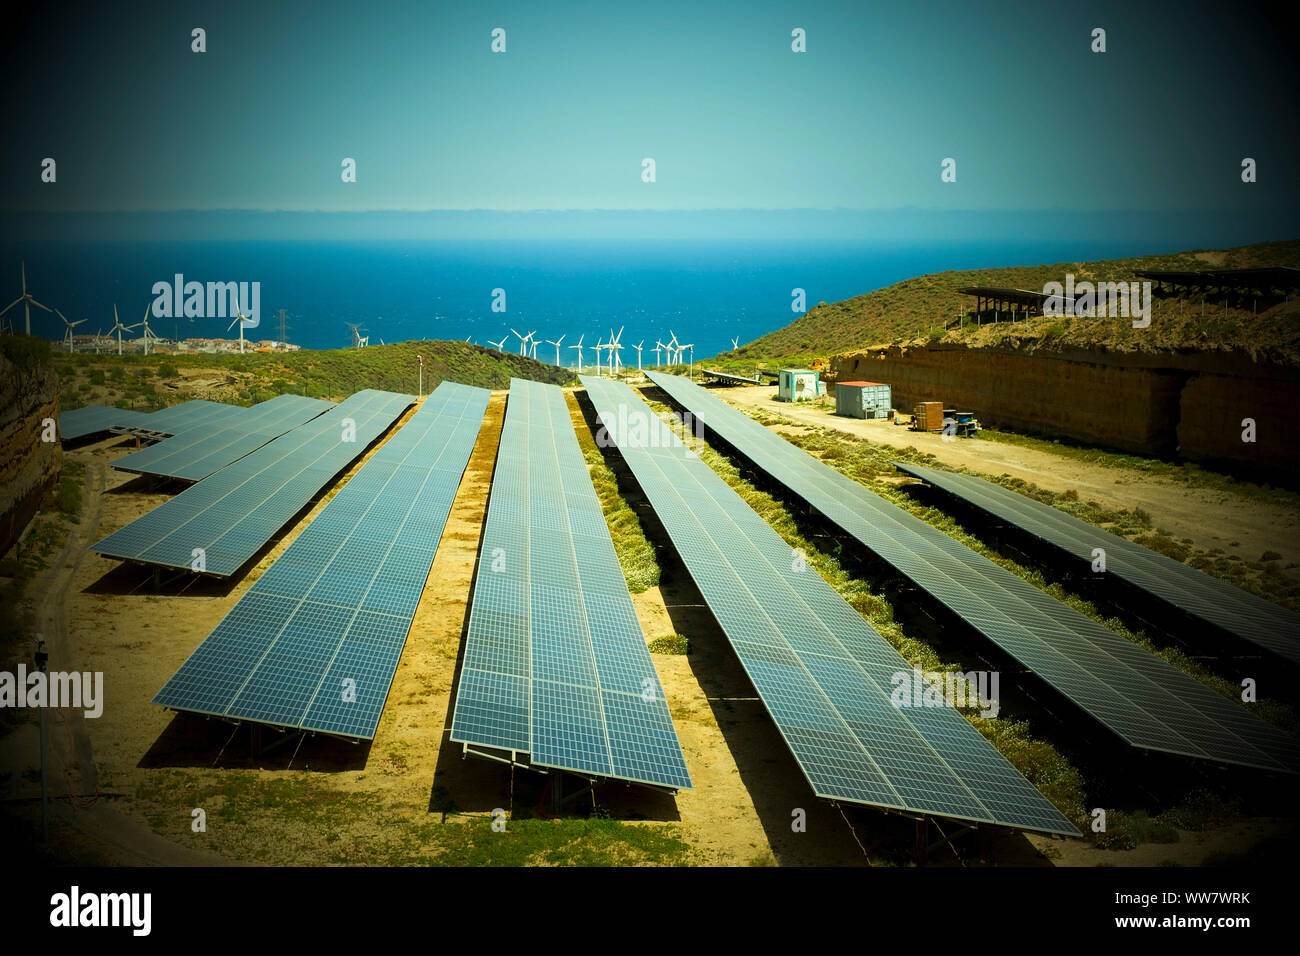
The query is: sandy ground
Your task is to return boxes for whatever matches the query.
[6,383,1289,867]
[713,385,1300,570]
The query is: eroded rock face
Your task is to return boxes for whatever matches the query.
[1,349,62,556]
[831,344,1299,480]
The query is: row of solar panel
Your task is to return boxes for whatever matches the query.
[153,382,490,739]
[645,371,1300,776]
[113,393,336,481]
[93,389,415,576]
[893,462,1300,667]
[584,374,1078,835]
[450,379,692,790]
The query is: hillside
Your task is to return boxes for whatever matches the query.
[52,340,573,411]
[729,240,1300,367]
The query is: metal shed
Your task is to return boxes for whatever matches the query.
[834,381,892,419]
[777,368,821,403]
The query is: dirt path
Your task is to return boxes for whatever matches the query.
[715,385,1300,570]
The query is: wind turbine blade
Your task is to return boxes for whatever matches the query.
[0,297,22,315]
[29,298,52,313]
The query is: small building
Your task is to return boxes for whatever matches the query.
[834,380,891,419]
[777,368,821,403]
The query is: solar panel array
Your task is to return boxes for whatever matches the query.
[114,393,336,481]
[583,375,1077,834]
[450,379,692,790]
[59,404,152,441]
[894,463,1300,667]
[153,381,490,739]
[119,399,250,436]
[93,389,414,577]
[647,371,1300,775]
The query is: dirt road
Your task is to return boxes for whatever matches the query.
[714,385,1300,572]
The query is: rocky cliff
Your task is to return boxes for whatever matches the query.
[0,341,62,556]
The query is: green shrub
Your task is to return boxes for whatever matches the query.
[647,634,690,655]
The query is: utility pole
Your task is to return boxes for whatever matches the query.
[36,636,48,843]
[417,354,424,399]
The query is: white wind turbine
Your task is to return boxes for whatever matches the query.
[731,336,740,350]
[231,305,255,354]
[608,326,624,374]
[666,330,681,365]
[546,333,565,366]
[633,340,644,372]
[488,335,508,351]
[510,327,528,355]
[683,342,695,377]
[653,341,664,366]
[140,310,158,356]
[594,334,606,375]
[569,334,584,370]
[56,309,86,352]
[528,333,539,360]
[109,305,138,356]
[1,261,53,336]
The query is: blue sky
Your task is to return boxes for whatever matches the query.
[0,0,1295,235]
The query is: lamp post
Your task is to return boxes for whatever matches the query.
[35,636,48,843]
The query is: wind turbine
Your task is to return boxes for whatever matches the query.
[55,310,85,351]
[510,327,528,355]
[666,330,681,365]
[528,333,539,360]
[545,333,565,366]
[731,336,740,350]
[109,305,138,356]
[653,341,664,366]
[609,326,624,374]
[594,335,605,375]
[683,342,695,377]
[488,335,508,351]
[1,261,53,336]
[633,340,644,372]
[345,322,366,349]
[569,334,584,370]
[140,311,158,356]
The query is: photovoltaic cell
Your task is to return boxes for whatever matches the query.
[153,381,490,739]
[646,371,1300,775]
[93,389,414,577]
[450,378,692,791]
[59,405,152,442]
[584,375,1078,835]
[113,393,335,481]
[893,463,1300,667]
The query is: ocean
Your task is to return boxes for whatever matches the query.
[0,238,1171,360]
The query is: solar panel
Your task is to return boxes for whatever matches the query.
[583,375,1078,834]
[894,463,1300,667]
[450,379,692,791]
[113,394,336,481]
[153,381,490,739]
[120,399,250,436]
[93,389,414,577]
[646,371,1300,775]
[59,405,152,442]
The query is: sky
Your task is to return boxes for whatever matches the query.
[0,0,1296,238]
